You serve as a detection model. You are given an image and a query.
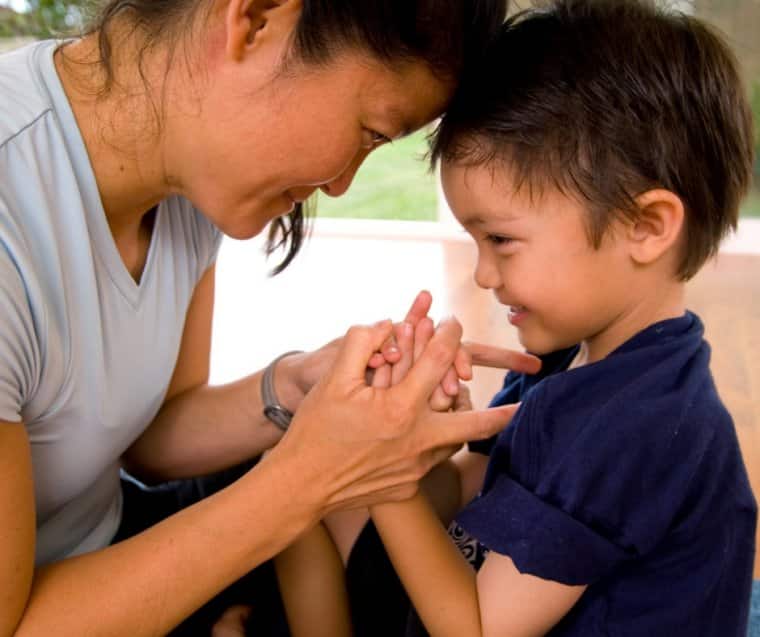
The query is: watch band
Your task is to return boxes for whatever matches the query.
[261,350,303,432]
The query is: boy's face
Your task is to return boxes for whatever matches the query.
[442,161,642,361]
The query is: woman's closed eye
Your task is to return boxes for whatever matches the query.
[361,128,392,150]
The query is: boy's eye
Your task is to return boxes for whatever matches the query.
[361,128,392,150]
[486,234,513,246]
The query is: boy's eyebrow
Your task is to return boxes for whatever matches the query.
[457,213,487,228]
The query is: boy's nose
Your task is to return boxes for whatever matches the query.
[474,253,501,290]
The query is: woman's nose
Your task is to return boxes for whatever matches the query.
[320,150,370,198]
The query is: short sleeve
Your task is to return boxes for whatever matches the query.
[0,245,40,423]
[457,371,718,585]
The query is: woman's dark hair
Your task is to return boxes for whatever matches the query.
[432,0,755,280]
[82,0,508,274]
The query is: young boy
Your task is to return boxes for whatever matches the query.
[275,0,757,634]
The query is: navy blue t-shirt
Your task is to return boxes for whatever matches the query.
[455,312,756,635]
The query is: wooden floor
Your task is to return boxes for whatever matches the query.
[212,230,760,572]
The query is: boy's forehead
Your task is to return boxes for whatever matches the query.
[442,161,540,223]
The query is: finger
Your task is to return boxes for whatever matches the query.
[441,367,460,397]
[398,316,463,401]
[379,333,401,364]
[465,342,542,374]
[367,352,386,369]
[333,320,395,382]
[413,317,435,363]
[403,290,433,327]
[429,386,454,412]
[412,317,456,408]
[372,363,392,389]
[453,346,473,381]
[453,384,473,412]
[428,403,520,449]
[390,321,414,385]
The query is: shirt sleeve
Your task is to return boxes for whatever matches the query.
[0,245,39,423]
[456,374,718,585]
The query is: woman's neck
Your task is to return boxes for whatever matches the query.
[54,32,171,241]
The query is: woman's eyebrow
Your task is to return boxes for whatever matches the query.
[383,105,418,138]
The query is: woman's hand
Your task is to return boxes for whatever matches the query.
[261,318,521,516]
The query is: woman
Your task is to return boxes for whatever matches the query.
[0,0,535,635]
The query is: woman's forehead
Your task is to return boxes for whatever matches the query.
[356,57,454,131]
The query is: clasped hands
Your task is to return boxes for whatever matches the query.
[364,290,539,411]
[268,290,540,514]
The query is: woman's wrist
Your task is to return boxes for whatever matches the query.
[272,351,310,414]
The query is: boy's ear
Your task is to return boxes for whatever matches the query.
[224,0,300,62]
[626,189,685,268]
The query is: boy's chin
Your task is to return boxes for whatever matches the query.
[517,331,573,357]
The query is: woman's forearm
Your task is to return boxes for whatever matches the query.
[123,371,284,481]
[15,454,321,637]
[370,495,483,637]
[124,348,328,482]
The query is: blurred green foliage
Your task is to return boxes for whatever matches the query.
[0,0,86,38]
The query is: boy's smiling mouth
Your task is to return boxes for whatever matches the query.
[508,305,529,325]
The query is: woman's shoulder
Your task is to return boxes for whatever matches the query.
[0,40,57,149]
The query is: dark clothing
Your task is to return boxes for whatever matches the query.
[458,312,756,635]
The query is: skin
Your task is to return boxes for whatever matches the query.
[0,1,542,636]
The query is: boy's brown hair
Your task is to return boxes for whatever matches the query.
[432,0,755,280]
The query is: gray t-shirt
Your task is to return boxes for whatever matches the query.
[0,40,222,565]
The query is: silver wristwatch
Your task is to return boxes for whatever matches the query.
[261,350,303,431]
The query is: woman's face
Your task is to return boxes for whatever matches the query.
[167,5,452,239]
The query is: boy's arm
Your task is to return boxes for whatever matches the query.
[274,522,352,637]
[418,448,489,525]
[370,495,586,637]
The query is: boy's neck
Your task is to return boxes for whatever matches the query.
[578,282,686,367]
